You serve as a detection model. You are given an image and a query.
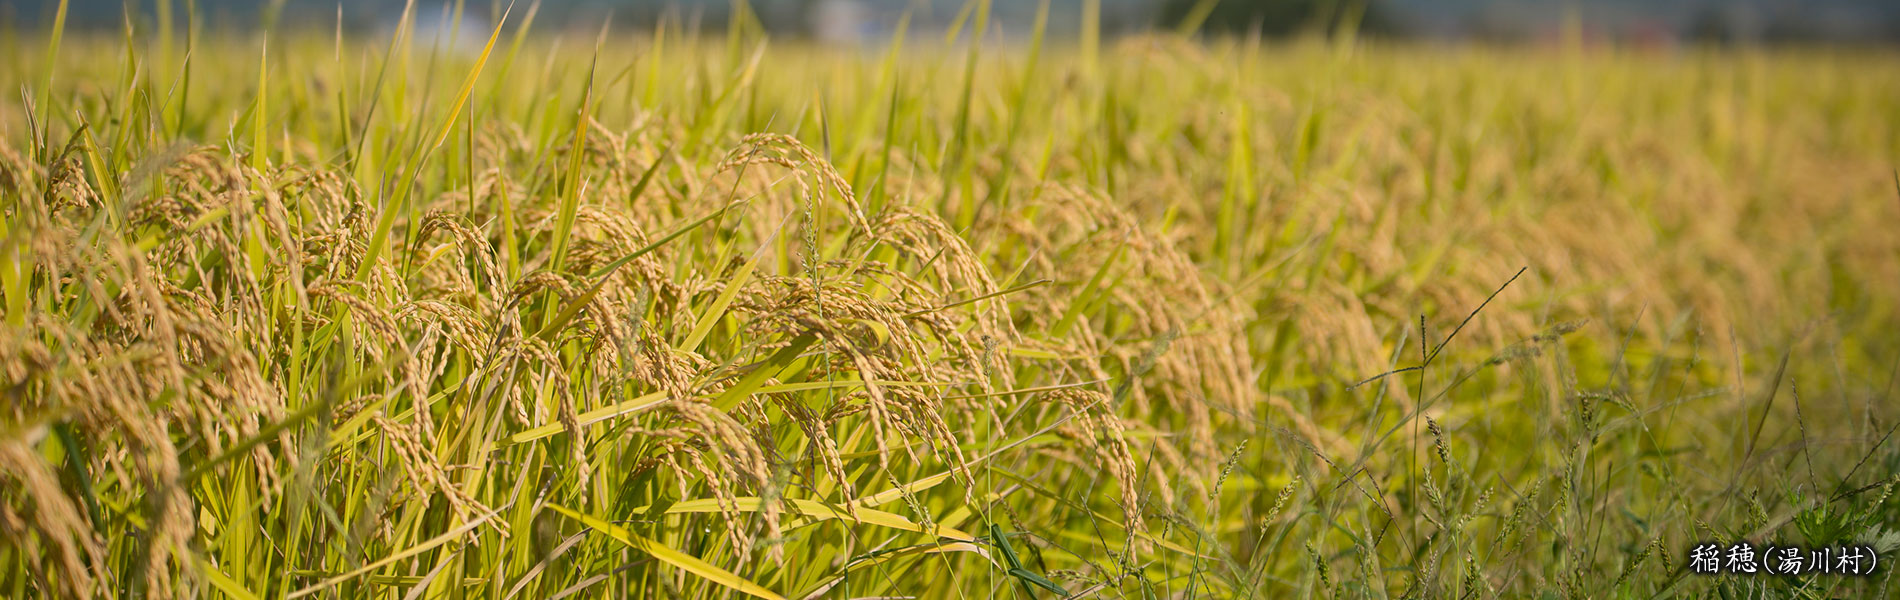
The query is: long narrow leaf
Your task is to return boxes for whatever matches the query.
[546,504,786,600]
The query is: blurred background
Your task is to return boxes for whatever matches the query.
[4,0,1899,46]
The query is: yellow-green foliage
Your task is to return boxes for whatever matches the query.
[1,7,1898,599]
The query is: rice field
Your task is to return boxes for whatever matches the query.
[2,2,1899,598]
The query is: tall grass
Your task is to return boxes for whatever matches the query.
[1,4,1898,599]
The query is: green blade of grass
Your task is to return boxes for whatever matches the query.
[1174,0,1221,37]
[1008,567,1071,597]
[493,390,667,449]
[490,375,936,452]
[547,18,610,274]
[678,218,784,354]
[354,1,512,283]
[251,39,268,172]
[286,507,499,599]
[37,0,69,154]
[193,552,262,600]
[708,333,817,410]
[631,497,978,541]
[536,205,726,341]
[546,503,786,600]
[796,541,992,600]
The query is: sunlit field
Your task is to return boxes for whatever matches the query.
[3,2,1899,598]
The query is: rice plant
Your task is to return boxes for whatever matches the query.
[1,1,1898,598]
